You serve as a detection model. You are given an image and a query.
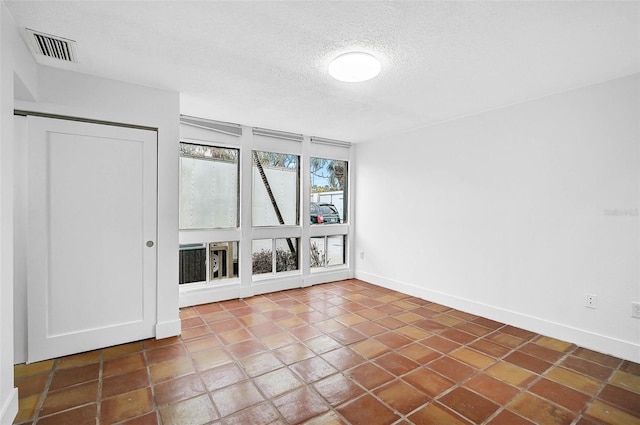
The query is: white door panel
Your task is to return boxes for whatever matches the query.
[27,117,157,362]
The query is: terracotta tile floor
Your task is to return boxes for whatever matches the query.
[13,279,640,425]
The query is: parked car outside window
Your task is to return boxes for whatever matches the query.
[310,202,341,224]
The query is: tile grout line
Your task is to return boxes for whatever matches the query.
[218,298,342,423]
[226,283,617,425]
[479,329,557,425]
[249,289,369,424]
[96,349,103,425]
[29,358,57,425]
[396,316,514,424]
[246,292,348,425]
[142,340,159,424]
[22,280,634,425]
[571,353,625,425]
[315,295,470,423]
[478,334,576,425]
[373,310,567,425]
[193,307,226,424]
[314,290,489,423]
[195,300,275,423]
[534,344,625,425]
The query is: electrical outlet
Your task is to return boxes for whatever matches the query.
[359,251,365,260]
[632,302,640,319]
[585,294,597,309]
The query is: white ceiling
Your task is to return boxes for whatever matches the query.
[5,1,640,142]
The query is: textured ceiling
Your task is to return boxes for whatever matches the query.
[5,1,640,142]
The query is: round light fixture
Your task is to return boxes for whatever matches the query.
[329,52,381,82]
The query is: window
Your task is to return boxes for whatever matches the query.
[209,242,239,280]
[179,143,239,229]
[179,241,238,284]
[178,116,352,305]
[252,238,299,275]
[179,244,206,284]
[310,235,345,269]
[252,151,299,226]
[310,158,347,224]
[276,238,299,272]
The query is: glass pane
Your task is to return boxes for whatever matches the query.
[180,143,239,229]
[179,244,206,284]
[310,158,347,224]
[209,241,238,280]
[252,239,273,275]
[310,237,326,268]
[276,238,298,272]
[252,151,299,226]
[327,235,346,267]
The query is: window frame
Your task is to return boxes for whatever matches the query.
[178,117,353,306]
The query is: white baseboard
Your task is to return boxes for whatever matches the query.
[176,271,356,307]
[303,269,352,287]
[356,270,640,364]
[0,388,18,425]
[179,282,241,308]
[155,319,181,339]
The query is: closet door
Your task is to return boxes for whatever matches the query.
[27,116,157,362]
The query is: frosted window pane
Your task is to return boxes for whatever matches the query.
[180,144,239,229]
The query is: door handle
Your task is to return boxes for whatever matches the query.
[146,241,154,247]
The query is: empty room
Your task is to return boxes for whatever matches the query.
[0,1,639,424]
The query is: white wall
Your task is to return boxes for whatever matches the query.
[355,74,640,363]
[12,63,181,362]
[1,3,20,423]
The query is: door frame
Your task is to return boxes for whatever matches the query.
[25,114,159,362]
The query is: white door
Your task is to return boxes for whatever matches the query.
[27,116,157,363]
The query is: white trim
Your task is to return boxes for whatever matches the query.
[154,319,181,339]
[179,229,241,245]
[180,115,242,137]
[252,226,301,240]
[0,388,18,425]
[309,224,349,237]
[253,127,303,142]
[356,270,640,364]
[251,275,303,295]
[304,269,352,287]
[310,136,351,148]
[179,282,241,307]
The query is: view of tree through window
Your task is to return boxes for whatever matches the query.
[310,158,347,224]
[252,151,299,226]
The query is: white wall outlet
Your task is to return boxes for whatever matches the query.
[585,294,597,309]
[632,302,640,319]
[359,251,365,260]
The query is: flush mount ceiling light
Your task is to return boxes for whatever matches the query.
[329,52,381,82]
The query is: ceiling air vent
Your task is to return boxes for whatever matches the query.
[25,28,79,63]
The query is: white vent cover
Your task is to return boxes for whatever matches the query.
[25,28,79,63]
